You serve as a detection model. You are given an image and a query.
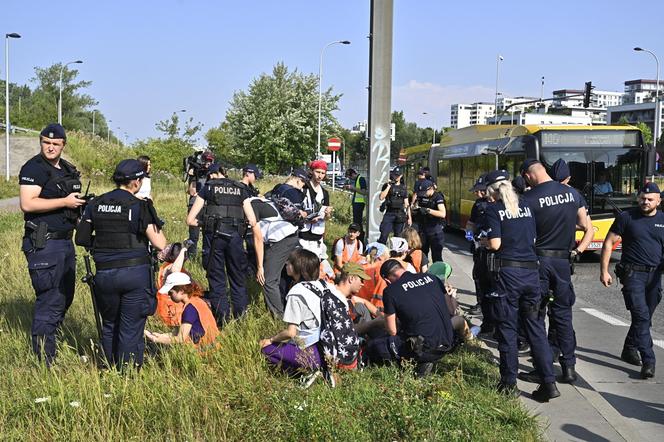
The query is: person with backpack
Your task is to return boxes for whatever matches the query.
[333,223,365,272]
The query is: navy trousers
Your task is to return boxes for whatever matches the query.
[378,211,405,244]
[538,255,577,367]
[205,231,249,325]
[23,238,76,366]
[421,224,445,263]
[94,263,154,370]
[489,266,555,385]
[621,269,662,365]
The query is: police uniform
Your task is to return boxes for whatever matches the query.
[238,164,262,274]
[468,176,493,324]
[378,171,408,244]
[19,124,81,365]
[77,159,162,369]
[415,181,446,262]
[608,183,664,378]
[198,176,250,324]
[483,170,558,399]
[522,160,585,382]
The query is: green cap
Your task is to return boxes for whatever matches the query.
[342,262,371,281]
[428,261,452,282]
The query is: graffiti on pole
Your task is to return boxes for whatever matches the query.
[368,125,390,242]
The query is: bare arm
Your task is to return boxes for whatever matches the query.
[145,224,167,250]
[186,196,205,227]
[427,202,446,219]
[243,199,265,285]
[379,184,390,201]
[19,185,85,213]
[575,207,594,253]
[488,238,501,251]
[170,247,187,273]
[385,313,397,336]
[260,323,298,348]
[600,232,620,287]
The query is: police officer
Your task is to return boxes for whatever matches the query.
[75,159,167,370]
[378,167,411,244]
[186,150,215,257]
[413,179,446,262]
[520,159,593,383]
[600,182,664,379]
[238,164,263,273]
[187,164,250,325]
[19,124,86,365]
[466,174,491,318]
[483,170,559,400]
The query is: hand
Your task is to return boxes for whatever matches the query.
[324,206,333,216]
[351,295,365,306]
[63,193,86,209]
[256,266,266,286]
[407,218,412,227]
[259,338,273,349]
[600,271,613,287]
[144,330,156,342]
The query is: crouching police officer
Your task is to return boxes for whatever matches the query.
[378,167,411,244]
[19,123,86,365]
[187,165,249,325]
[413,179,446,262]
[483,170,559,401]
[600,182,664,379]
[75,159,167,370]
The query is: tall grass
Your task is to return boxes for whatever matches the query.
[0,175,542,441]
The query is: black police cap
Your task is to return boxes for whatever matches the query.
[485,169,510,186]
[40,123,66,141]
[640,182,661,194]
[114,159,145,180]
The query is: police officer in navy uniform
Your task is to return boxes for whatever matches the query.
[600,182,664,379]
[520,159,593,383]
[187,164,251,325]
[483,170,559,400]
[238,164,262,273]
[466,174,491,318]
[378,167,411,244]
[413,179,446,262]
[76,159,167,370]
[19,124,86,365]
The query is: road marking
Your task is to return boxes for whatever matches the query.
[580,308,629,326]
[654,339,664,350]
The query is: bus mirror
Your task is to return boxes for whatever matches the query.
[523,135,538,159]
[646,144,657,176]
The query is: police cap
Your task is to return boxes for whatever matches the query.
[390,167,403,179]
[40,123,67,141]
[291,168,309,182]
[114,159,145,180]
[520,158,541,174]
[551,159,571,182]
[512,175,527,193]
[640,182,661,195]
[242,164,263,179]
[469,174,487,191]
[207,163,222,175]
[485,169,510,186]
[416,179,435,196]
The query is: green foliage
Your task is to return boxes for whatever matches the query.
[635,121,653,145]
[221,62,342,173]
[0,178,19,199]
[64,131,129,177]
[155,112,203,145]
[133,137,197,178]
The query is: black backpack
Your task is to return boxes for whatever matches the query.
[302,280,360,367]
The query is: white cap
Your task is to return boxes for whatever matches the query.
[158,272,192,294]
[389,236,408,254]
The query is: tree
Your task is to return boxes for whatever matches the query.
[155,112,203,144]
[635,121,653,146]
[222,62,341,173]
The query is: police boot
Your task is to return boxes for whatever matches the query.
[558,364,577,383]
[517,369,541,383]
[640,363,655,379]
[415,362,436,378]
[620,347,642,366]
[531,382,560,402]
[496,381,519,397]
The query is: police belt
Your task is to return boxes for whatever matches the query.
[536,248,570,259]
[94,255,152,271]
[498,259,538,270]
[46,230,73,240]
[621,262,659,273]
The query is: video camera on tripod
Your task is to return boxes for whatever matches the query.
[182,150,215,182]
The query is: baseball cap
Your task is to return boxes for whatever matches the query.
[348,222,362,232]
[380,259,404,279]
[512,175,527,194]
[114,159,145,180]
[40,123,66,141]
[416,179,435,196]
[158,272,192,294]
[390,167,403,179]
[551,159,571,182]
[520,158,541,174]
[640,182,661,194]
[469,174,487,192]
[291,168,309,182]
[389,236,409,254]
[418,166,430,175]
[428,261,452,282]
[242,164,263,179]
[342,262,371,280]
[485,169,509,186]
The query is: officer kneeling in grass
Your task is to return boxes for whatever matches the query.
[365,259,455,377]
[600,182,664,379]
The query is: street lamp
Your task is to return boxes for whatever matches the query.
[107,119,112,143]
[58,60,83,125]
[422,112,436,144]
[316,40,351,159]
[494,55,504,124]
[634,47,661,145]
[5,33,21,181]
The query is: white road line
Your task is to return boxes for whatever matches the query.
[654,339,664,350]
[580,308,629,326]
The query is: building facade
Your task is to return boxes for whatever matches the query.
[450,102,495,128]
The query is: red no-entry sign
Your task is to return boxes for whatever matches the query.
[327,137,342,152]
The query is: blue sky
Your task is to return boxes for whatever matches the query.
[2,0,663,143]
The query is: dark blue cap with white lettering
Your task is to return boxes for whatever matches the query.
[243,164,263,179]
[40,123,66,141]
[469,174,487,191]
[207,163,222,175]
[291,168,309,182]
[416,179,435,196]
[640,182,660,194]
[114,159,145,180]
[485,169,510,186]
[551,159,571,182]
[520,158,541,174]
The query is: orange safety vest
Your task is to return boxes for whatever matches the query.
[155,263,186,327]
[407,249,424,273]
[333,237,363,273]
[184,297,220,350]
[356,261,387,313]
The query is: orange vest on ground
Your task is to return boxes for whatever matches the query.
[357,261,387,313]
[156,263,185,327]
[333,237,363,272]
[408,249,424,273]
[184,297,220,350]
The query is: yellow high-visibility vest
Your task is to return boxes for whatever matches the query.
[353,175,365,204]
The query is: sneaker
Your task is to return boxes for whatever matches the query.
[300,370,321,389]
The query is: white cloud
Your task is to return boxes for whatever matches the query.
[393,80,495,127]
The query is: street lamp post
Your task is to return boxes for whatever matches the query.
[494,55,504,124]
[634,47,661,146]
[107,119,112,143]
[5,33,21,181]
[317,40,350,159]
[58,60,83,125]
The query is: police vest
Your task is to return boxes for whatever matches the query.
[202,178,246,235]
[386,183,407,210]
[34,155,83,222]
[352,176,365,204]
[419,192,445,224]
[90,194,148,251]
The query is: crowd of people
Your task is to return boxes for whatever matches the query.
[18,123,661,396]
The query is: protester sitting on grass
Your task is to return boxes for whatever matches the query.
[333,223,365,272]
[259,249,325,374]
[356,242,390,312]
[145,272,219,349]
[402,226,428,272]
[155,242,189,327]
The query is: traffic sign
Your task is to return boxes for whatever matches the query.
[327,137,342,152]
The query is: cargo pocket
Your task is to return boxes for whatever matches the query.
[142,290,158,317]
[486,293,510,324]
[27,254,58,294]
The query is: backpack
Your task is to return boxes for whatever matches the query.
[302,280,360,368]
[265,184,304,225]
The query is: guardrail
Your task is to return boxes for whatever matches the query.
[0,122,40,134]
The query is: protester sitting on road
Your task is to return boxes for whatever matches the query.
[333,222,365,272]
[155,242,190,327]
[401,226,428,272]
[145,272,219,350]
[365,259,456,377]
[259,249,325,374]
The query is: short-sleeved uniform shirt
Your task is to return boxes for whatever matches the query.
[522,180,583,251]
[383,272,454,349]
[469,197,489,233]
[485,199,537,261]
[81,189,158,263]
[418,191,446,229]
[19,155,78,233]
[609,208,664,267]
[181,303,206,344]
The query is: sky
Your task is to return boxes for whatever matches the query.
[2,0,664,144]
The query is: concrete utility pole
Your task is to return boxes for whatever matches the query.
[366,0,393,242]
[5,33,21,181]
